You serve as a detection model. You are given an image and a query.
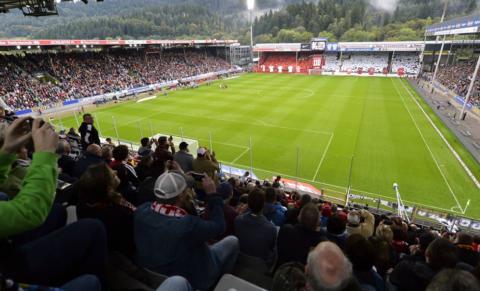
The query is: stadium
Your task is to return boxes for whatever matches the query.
[1,0,480,290]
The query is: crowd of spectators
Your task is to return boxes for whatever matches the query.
[1,107,480,291]
[0,49,231,111]
[436,61,480,107]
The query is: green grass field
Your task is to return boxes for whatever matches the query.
[56,74,480,218]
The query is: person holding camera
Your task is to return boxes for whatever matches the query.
[78,113,100,150]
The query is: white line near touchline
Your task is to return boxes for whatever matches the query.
[399,79,480,189]
[312,133,334,181]
[392,79,464,214]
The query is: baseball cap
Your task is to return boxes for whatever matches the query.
[154,171,187,200]
[197,147,207,155]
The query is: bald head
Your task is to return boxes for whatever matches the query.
[306,241,352,291]
[86,144,102,157]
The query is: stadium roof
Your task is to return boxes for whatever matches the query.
[0,39,238,51]
[426,14,480,37]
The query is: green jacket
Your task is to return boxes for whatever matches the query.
[0,151,58,239]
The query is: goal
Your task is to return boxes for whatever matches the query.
[308,68,323,75]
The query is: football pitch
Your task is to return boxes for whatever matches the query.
[56,74,480,218]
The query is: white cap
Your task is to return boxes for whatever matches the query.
[197,147,207,155]
[154,171,187,200]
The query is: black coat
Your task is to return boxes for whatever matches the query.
[78,122,100,150]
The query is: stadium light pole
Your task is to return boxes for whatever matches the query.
[431,34,446,85]
[459,54,480,120]
[247,0,255,63]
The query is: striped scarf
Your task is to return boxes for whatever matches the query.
[151,202,187,218]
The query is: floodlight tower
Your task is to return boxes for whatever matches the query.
[247,0,255,63]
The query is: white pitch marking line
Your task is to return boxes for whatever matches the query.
[230,147,250,164]
[312,133,334,181]
[393,79,464,214]
[399,79,480,190]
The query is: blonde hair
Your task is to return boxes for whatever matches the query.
[376,224,394,243]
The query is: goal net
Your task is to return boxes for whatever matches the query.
[308,68,323,75]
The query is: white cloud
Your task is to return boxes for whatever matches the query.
[368,0,400,13]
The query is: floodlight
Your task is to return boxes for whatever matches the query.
[247,0,254,10]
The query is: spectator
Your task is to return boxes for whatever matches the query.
[285,194,312,225]
[235,193,249,214]
[73,144,104,178]
[78,113,100,150]
[426,269,480,291]
[192,147,219,200]
[345,234,386,291]
[77,163,136,257]
[101,145,113,164]
[390,238,458,291]
[57,139,76,178]
[138,137,153,157]
[346,209,375,238]
[454,232,480,267]
[205,182,238,240]
[0,146,30,198]
[0,117,108,287]
[234,188,277,266]
[173,141,194,173]
[263,187,286,227]
[305,241,356,291]
[325,213,348,249]
[276,203,326,268]
[135,172,239,291]
[109,144,139,196]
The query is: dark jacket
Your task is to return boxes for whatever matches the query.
[455,244,480,267]
[234,212,277,265]
[78,122,100,150]
[389,260,436,291]
[277,224,326,268]
[73,153,105,178]
[135,195,225,291]
[77,201,135,257]
[263,202,286,227]
[58,154,76,177]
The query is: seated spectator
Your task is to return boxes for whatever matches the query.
[235,193,249,214]
[135,154,154,182]
[109,144,139,199]
[320,203,332,228]
[57,140,76,179]
[345,234,386,291]
[234,188,277,266]
[405,231,436,263]
[391,224,409,255]
[305,241,357,291]
[216,182,238,239]
[77,163,136,257]
[138,137,153,157]
[173,141,194,173]
[276,203,326,268]
[325,213,348,249]
[73,144,104,178]
[0,117,108,287]
[285,194,311,225]
[101,145,113,164]
[263,187,286,227]
[346,209,375,238]
[454,232,480,267]
[135,172,239,291]
[426,269,480,291]
[390,238,458,291]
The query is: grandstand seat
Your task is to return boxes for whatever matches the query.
[214,274,266,291]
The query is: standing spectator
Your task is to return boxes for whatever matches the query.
[110,145,139,203]
[192,147,219,200]
[78,113,100,150]
[345,234,386,291]
[173,141,194,173]
[263,187,286,227]
[138,137,153,157]
[276,203,326,268]
[390,238,458,291]
[454,232,479,267]
[346,209,375,238]
[325,213,348,249]
[426,269,480,291]
[285,194,311,225]
[234,188,277,266]
[77,163,136,258]
[135,172,239,291]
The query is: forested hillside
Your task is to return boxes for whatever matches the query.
[0,0,477,42]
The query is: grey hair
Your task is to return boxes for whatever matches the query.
[306,242,353,291]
